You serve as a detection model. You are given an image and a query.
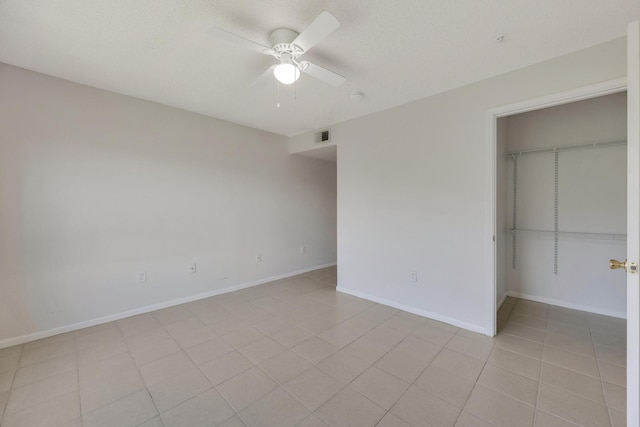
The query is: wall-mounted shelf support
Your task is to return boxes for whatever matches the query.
[512,155,518,270]
[554,149,559,274]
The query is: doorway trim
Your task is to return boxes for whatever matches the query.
[487,77,628,336]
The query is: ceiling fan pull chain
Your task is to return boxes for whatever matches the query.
[276,81,281,108]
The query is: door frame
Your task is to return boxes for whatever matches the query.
[486,77,627,336]
[626,20,639,427]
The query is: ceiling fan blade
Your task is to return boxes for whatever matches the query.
[300,61,345,87]
[292,11,340,53]
[250,65,277,89]
[209,27,271,54]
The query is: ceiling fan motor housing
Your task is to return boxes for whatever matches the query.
[269,28,303,57]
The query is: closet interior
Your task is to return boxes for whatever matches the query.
[496,92,627,318]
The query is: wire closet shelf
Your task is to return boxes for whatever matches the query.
[504,138,627,274]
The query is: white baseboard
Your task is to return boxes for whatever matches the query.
[497,292,509,310]
[506,291,626,319]
[0,262,337,350]
[336,286,489,336]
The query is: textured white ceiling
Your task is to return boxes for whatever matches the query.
[1,1,638,136]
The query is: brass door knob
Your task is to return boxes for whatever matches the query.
[610,259,627,270]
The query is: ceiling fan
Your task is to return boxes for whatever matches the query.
[209,11,346,88]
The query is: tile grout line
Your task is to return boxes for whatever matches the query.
[535,303,619,427]
[537,382,611,426]
[368,321,459,398]
[503,309,620,378]
[0,345,21,425]
[245,309,416,425]
[237,278,346,426]
[378,325,465,427]
[470,300,552,422]
[590,317,616,427]
[144,309,242,424]
[450,333,496,427]
[256,363,347,425]
[3,339,80,425]
[291,312,383,425]
[532,304,550,427]
[329,319,433,426]
[116,319,165,427]
[153,310,243,425]
[457,299,519,426]
[190,279,338,425]
[73,329,81,426]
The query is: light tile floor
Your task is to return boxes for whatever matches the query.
[0,267,627,427]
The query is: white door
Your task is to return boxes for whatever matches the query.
[627,20,639,427]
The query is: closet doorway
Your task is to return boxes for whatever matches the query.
[495,91,627,324]
[487,80,638,425]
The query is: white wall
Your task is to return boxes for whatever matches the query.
[496,117,509,306]
[289,38,627,334]
[503,93,627,317]
[0,63,337,347]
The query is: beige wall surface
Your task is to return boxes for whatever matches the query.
[0,63,337,346]
[324,38,626,333]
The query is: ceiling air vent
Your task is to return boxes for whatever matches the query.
[316,129,330,143]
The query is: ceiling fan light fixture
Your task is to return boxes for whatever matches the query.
[210,11,344,88]
[273,55,300,85]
